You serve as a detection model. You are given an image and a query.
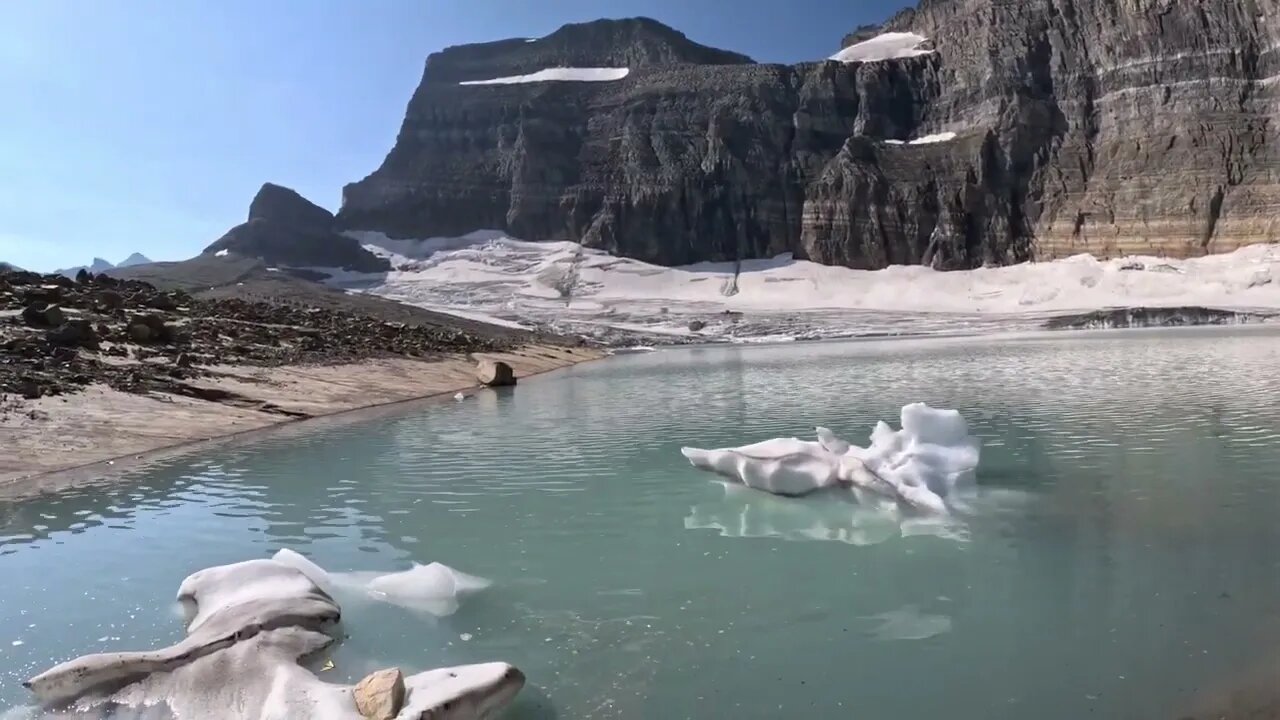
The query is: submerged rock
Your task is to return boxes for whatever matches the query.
[354,668,405,720]
[476,359,516,387]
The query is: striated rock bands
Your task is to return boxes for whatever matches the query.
[337,6,1280,270]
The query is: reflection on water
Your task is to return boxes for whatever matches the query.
[3,328,1280,719]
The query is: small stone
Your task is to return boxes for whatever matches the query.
[128,323,153,343]
[147,294,177,311]
[476,359,516,387]
[175,352,193,368]
[688,319,707,332]
[352,668,405,720]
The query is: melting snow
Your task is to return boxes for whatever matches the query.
[830,32,934,63]
[459,67,630,85]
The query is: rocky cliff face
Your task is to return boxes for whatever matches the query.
[338,7,1280,269]
[207,184,390,272]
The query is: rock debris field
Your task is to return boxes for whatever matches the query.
[0,268,516,406]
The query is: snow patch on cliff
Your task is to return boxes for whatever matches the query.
[333,231,1280,343]
[831,32,934,63]
[884,132,958,145]
[459,67,630,85]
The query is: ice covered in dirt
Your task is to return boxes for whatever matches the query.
[681,403,981,515]
[24,554,520,720]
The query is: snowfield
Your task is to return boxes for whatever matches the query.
[327,231,1280,344]
[885,132,958,145]
[830,32,934,63]
[458,67,630,85]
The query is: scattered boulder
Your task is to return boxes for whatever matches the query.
[75,269,90,285]
[128,322,153,343]
[147,293,177,311]
[96,290,124,311]
[353,668,405,720]
[175,352,194,368]
[476,359,516,387]
[687,319,707,332]
[22,303,65,327]
[47,320,98,349]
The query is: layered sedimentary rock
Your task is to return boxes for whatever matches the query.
[338,6,1280,270]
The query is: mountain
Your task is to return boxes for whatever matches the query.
[56,254,153,278]
[0,261,21,272]
[203,183,390,273]
[117,253,153,268]
[335,7,1280,270]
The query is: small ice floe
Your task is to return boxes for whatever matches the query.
[454,392,467,401]
[680,403,981,516]
[272,548,491,617]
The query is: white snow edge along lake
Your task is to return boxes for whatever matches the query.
[830,32,934,63]
[459,67,630,85]
[318,230,1280,343]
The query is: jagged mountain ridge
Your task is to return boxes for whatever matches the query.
[333,6,1280,270]
[56,253,153,278]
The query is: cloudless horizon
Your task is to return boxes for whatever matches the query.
[1,0,912,272]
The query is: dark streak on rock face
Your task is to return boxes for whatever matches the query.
[336,6,1280,270]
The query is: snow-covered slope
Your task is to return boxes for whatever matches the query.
[327,231,1280,343]
[830,32,934,63]
[458,67,630,85]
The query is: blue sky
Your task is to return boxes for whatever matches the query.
[1,0,910,272]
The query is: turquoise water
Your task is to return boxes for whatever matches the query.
[4,328,1280,719]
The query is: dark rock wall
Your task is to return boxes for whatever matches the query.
[338,6,1280,269]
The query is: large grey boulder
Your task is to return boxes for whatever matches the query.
[476,359,516,387]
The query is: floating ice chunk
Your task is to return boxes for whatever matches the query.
[455,391,467,401]
[680,403,981,513]
[26,556,523,719]
[830,32,934,63]
[459,67,630,85]
[271,548,491,617]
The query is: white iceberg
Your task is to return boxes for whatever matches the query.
[829,32,934,63]
[25,556,523,719]
[271,548,491,617]
[680,403,981,514]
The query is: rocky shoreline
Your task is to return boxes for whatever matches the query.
[1,266,601,487]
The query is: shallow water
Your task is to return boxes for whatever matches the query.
[4,327,1280,719]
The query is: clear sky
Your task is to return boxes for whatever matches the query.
[1,0,911,272]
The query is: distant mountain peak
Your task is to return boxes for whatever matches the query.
[118,252,153,267]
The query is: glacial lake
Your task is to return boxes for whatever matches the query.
[4,327,1280,719]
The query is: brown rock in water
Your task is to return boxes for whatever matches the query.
[21,303,65,327]
[476,359,516,387]
[352,667,405,720]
